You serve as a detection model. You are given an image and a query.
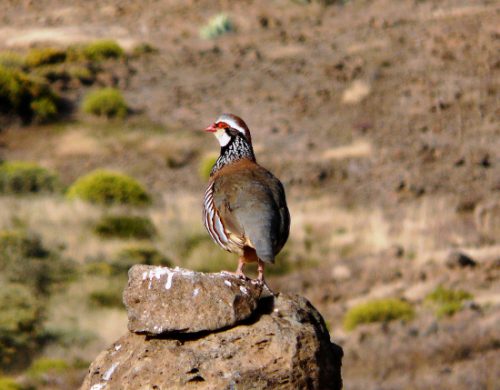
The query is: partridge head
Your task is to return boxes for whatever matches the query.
[202,113,290,290]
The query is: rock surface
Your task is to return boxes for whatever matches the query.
[82,293,342,390]
[123,265,263,334]
[82,266,343,389]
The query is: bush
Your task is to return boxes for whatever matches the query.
[81,88,128,118]
[0,229,48,259]
[27,358,69,378]
[25,47,66,68]
[198,154,218,180]
[113,245,171,272]
[83,40,124,61]
[425,286,473,318]
[93,215,156,239]
[0,229,76,295]
[0,161,59,194]
[0,66,59,121]
[30,97,58,122]
[343,298,414,331]
[0,283,43,370]
[0,51,25,69]
[200,14,233,39]
[0,377,22,390]
[66,169,151,206]
[67,65,94,84]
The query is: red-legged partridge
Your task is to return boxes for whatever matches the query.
[202,114,290,289]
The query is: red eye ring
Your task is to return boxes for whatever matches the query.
[216,122,229,129]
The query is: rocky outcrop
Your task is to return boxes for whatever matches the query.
[81,266,343,390]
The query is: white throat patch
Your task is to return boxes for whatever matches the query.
[214,129,231,146]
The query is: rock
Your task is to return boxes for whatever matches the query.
[123,265,263,335]
[81,293,343,390]
[474,200,500,241]
[341,80,371,104]
[445,252,477,268]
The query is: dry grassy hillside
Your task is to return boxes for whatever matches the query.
[0,0,498,389]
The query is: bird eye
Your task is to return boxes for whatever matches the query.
[217,122,228,129]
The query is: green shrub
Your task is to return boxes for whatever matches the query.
[66,169,151,206]
[0,283,42,370]
[200,14,233,39]
[25,47,66,68]
[93,215,156,239]
[113,245,171,272]
[0,66,59,121]
[67,65,94,84]
[88,287,123,308]
[31,64,69,82]
[425,285,473,318]
[0,377,22,390]
[0,66,26,113]
[82,88,128,118]
[0,51,25,69]
[83,40,124,61]
[0,229,76,295]
[0,161,59,194]
[27,358,69,378]
[343,298,414,331]
[30,97,58,122]
[198,154,218,180]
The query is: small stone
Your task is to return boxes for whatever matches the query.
[445,252,477,268]
[123,265,262,334]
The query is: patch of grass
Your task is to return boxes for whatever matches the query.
[198,154,217,180]
[132,42,158,56]
[27,357,69,378]
[25,47,66,68]
[0,51,25,69]
[82,40,124,61]
[343,298,414,331]
[93,215,156,239]
[200,14,233,39]
[83,261,114,277]
[0,377,23,390]
[0,161,60,194]
[81,87,128,118]
[425,285,473,318]
[113,245,171,272]
[66,169,151,206]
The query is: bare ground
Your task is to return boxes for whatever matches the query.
[0,0,499,388]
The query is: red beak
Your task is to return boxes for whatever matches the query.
[204,123,217,132]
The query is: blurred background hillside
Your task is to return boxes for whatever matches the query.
[0,0,498,389]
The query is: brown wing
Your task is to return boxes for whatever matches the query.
[212,159,290,263]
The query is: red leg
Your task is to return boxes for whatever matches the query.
[257,259,275,295]
[222,256,248,279]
